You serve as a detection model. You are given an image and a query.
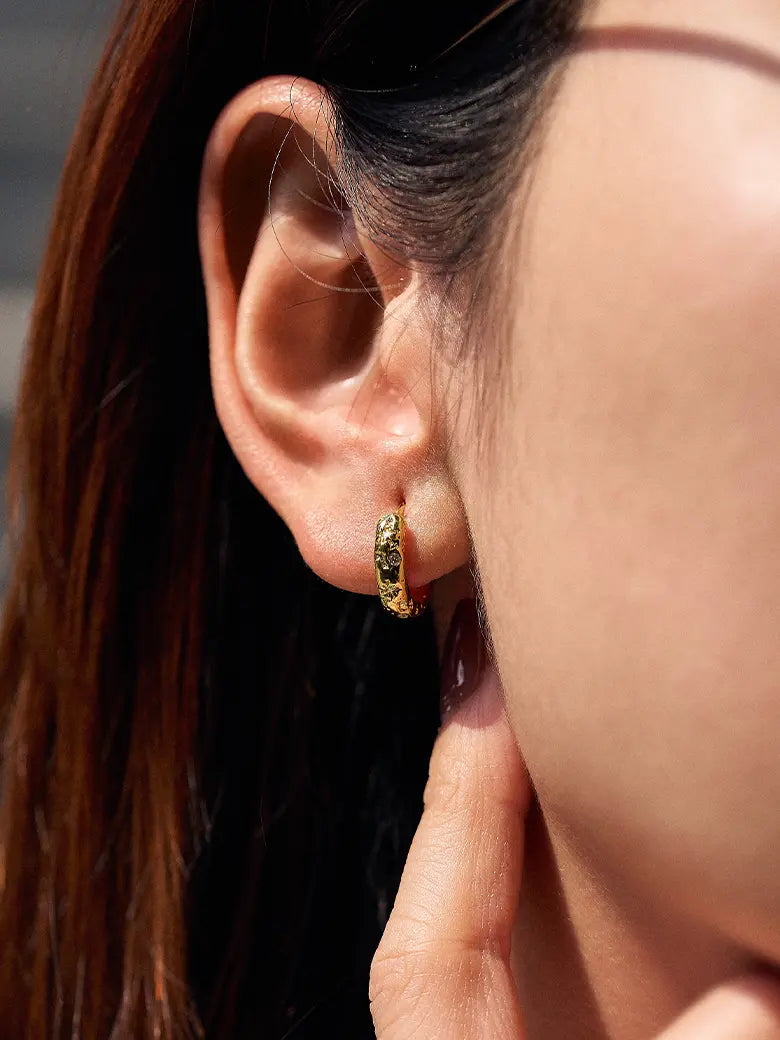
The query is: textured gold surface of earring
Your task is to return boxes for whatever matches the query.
[374,504,429,618]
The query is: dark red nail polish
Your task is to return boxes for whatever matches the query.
[439,597,486,726]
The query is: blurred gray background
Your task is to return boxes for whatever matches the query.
[1,0,117,581]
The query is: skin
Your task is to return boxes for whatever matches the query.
[478,1,780,1034]
[197,0,780,1034]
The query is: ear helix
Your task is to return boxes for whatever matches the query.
[374,504,430,618]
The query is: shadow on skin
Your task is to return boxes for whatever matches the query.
[575,24,780,82]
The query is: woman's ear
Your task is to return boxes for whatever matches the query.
[197,75,470,594]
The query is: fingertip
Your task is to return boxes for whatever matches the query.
[431,660,533,822]
[658,970,780,1039]
[439,596,488,728]
[439,654,504,733]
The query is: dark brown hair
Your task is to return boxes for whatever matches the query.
[0,1,586,1036]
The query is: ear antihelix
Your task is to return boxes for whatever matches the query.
[374,503,430,618]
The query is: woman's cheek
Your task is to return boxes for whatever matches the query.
[463,37,780,954]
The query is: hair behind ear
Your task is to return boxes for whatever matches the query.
[0,5,442,1037]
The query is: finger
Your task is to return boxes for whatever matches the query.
[656,971,780,1040]
[370,660,533,1040]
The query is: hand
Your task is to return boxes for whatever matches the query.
[369,635,780,1039]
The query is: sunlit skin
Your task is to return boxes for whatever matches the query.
[460,0,780,1034]
[198,0,780,1035]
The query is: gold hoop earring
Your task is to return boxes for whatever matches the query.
[374,504,429,618]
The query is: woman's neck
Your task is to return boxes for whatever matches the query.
[511,796,754,1039]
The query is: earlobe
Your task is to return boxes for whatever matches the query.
[197,75,470,595]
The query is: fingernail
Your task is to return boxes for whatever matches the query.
[439,597,486,726]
